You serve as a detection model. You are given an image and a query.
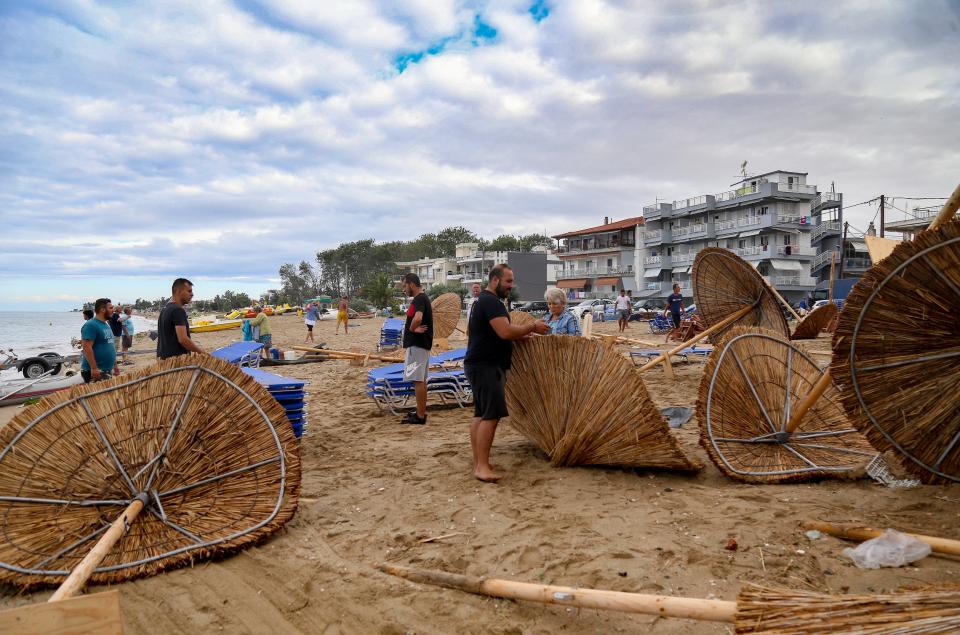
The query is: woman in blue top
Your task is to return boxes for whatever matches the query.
[543,288,582,335]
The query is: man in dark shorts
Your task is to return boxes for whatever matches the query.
[400,273,433,425]
[108,304,124,358]
[157,278,205,360]
[465,264,550,482]
[664,283,687,329]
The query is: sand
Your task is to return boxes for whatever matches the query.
[1,312,958,633]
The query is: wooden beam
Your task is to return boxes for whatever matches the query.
[0,591,123,635]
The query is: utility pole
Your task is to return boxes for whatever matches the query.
[879,194,885,237]
[837,222,848,279]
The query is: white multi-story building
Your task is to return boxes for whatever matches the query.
[551,216,643,299]
[638,170,830,303]
[394,256,459,291]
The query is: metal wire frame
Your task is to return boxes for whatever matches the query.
[0,364,290,577]
[848,235,960,483]
[704,332,876,478]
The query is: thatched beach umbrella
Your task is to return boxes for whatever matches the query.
[505,335,701,471]
[0,354,300,594]
[431,292,462,339]
[697,326,875,483]
[790,302,837,340]
[832,218,960,484]
[508,310,536,326]
[692,248,789,337]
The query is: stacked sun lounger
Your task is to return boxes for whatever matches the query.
[629,345,713,366]
[367,348,471,414]
[211,341,263,369]
[241,367,307,438]
[378,318,404,350]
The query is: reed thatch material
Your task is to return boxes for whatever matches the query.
[790,302,837,340]
[508,310,536,326]
[505,336,701,470]
[0,354,301,588]
[832,219,960,484]
[735,583,960,633]
[697,326,875,483]
[431,293,462,339]
[692,248,789,338]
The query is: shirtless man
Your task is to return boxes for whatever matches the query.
[336,296,349,335]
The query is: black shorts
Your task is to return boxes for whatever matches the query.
[81,369,110,383]
[465,364,509,421]
[122,335,133,350]
[306,323,313,332]
[671,313,682,328]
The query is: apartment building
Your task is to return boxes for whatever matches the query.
[394,255,459,291]
[639,170,826,303]
[551,216,643,299]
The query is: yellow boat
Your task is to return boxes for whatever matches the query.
[190,319,243,333]
[224,309,242,319]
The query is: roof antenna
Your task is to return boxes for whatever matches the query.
[740,160,748,178]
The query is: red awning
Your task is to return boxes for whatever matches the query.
[595,277,621,286]
[556,278,587,289]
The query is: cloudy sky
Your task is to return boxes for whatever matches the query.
[1,0,958,310]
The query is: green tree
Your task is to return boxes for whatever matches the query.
[487,234,520,251]
[362,273,399,309]
[518,233,553,251]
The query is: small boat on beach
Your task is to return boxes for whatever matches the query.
[190,319,243,333]
[0,372,84,406]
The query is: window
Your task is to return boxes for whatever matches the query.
[738,240,746,249]
[760,235,769,246]
[666,247,673,255]
[788,176,797,188]
[606,258,613,267]
[784,235,792,246]
[759,206,768,215]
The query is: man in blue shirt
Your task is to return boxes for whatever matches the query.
[80,298,118,382]
[664,283,687,329]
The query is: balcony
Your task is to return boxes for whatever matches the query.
[775,245,815,257]
[556,266,633,280]
[765,275,817,288]
[811,221,841,243]
[775,181,817,195]
[644,282,661,291]
[670,280,692,292]
[642,204,662,220]
[810,249,836,272]
[735,245,767,258]
[557,241,632,255]
[716,219,738,233]
[812,191,842,210]
[716,184,759,202]
[644,255,662,266]
[644,229,662,244]
[737,215,763,228]
[671,252,695,266]
[672,195,709,211]
[843,257,872,270]
[673,224,707,241]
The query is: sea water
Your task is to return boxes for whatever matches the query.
[0,311,157,358]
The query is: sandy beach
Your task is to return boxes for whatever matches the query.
[1,313,958,634]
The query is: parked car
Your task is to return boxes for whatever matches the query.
[632,299,665,318]
[515,301,548,314]
[569,298,613,320]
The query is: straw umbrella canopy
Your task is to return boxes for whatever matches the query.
[697,326,875,483]
[431,292,462,339]
[505,335,701,470]
[508,310,536,326]
[790,302,837,340]
[692,248,789,338]
[832,219,960,484]
[0,354,301,589]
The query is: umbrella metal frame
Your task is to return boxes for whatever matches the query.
[703,332,875,479]
[0,364,290,577]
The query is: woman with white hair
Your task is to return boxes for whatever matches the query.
[543,288,582,335]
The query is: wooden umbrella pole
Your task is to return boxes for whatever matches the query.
[783,368,832,434]
[636,305,753,373]
[800,521,960,556]
[49,495,147,602]
[377,564,736,623]
[928,182,960,230]
[290,346,402,362]
[828,252,836,302]
[768,284,802,322]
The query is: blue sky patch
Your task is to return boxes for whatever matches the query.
[529,1,550,23]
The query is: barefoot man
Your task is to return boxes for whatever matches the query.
[336,295,349,335]
[465,264,550,482]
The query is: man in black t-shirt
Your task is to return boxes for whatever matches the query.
[664,283,686,329]
[157,278,205,360]
[465,264,550,482]
[400,273,434,425]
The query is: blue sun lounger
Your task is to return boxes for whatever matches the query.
[366,348,471,414]
[211,341,263,369]
[378,318,404,350]
[241,367,308,438]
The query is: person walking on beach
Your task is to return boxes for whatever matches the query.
[80,298,118,383]
[399,274,434,425]
[336,296,349,335]
[465,282,482,336]
[248,306,273,358]
[615,289,632,333]
[108,304,124,357]
[303,302,319,343]
[157,278,204,359]
[120,307,135,364]
[466,264,550,482]
[664,283,686,329]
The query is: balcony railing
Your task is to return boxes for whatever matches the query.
[644,229,662,243]
[672,195,707,210]
[716,219,737,232]
[671,280,692,291]
[644,255,662,265]
[812,192,841,209]
[736,246,766,257]
[644,282,661,290]
[776,181,817,195]
[843,257,872,270]
[643,204,662,219]
[674,224,707,239]
[557,242,627,254]
[672,252,694,265]
[557,266,633,279]
[775,245,815,257]
[737,216,763,228]
[810,249,838,271]
[716,183,759,202]
[811,221,841,242]
[766,276,817,288]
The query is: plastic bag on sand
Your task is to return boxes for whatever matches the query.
[842,529,931,569]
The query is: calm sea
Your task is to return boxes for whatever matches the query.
[0,311,157,359]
